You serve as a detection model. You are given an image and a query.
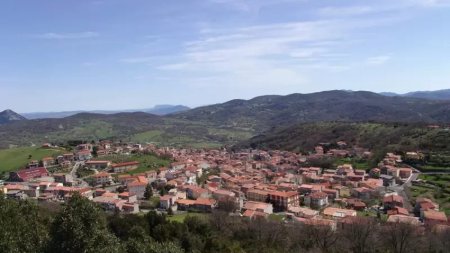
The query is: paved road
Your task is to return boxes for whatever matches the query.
[70,161,89,187]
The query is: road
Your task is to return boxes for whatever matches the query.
[70,161,89,187]
[385,169,420,212]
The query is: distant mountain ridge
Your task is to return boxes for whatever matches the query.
[21,104,191,119]
[380,89,450,100]
[172,90,450,131]
[1,90,450,149]
[0,109,27,124]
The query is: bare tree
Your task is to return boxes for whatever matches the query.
[339,217,378,253]
[380,221,423,253]
[305,223,339,253]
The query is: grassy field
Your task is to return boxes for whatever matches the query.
[334,157,371,170]
[0,147,64,172]
[93,153,170,174]
[410,179,450,215]
[167,212,209,223]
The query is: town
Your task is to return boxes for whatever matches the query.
[1,139,448,232]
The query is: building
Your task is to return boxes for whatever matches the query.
[193,198,217,212]
[306,191,329,209]
[322,207,357,219]
[268,191,299,211]
[243,201,273,214]
[93,172,112,185]
[85,160,111,170]
[9,167,49,182]
[112,161,139,173]
[160,195,177,210]
[127,181,147,199]
[288,206,318,218]
[383,194,404,210]
[422,210,448,226]
[246,189,269,202]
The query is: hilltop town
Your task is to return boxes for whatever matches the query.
[1,139,448,231]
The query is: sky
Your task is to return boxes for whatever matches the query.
[1,0,450,112]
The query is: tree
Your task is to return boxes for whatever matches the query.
[340,217,378,253]
[167,207,174,216]
[46,192,122,253]
[144,184,153,200]
[0,195,48,253]
[381,221,422,253]
[92,146,98,157]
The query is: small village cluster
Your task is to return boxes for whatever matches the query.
[0,140,448,231]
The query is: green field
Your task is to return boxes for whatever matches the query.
[167,212,209,223]
[410,178,450,215]
[93,153,170,174]
[0,147,64,172]
[334,157,371,170]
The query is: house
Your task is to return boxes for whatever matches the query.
[93,172,112,185]
[93,196,125,212]
[243,201,273,214]
[127,181,147,199]
[42,157,56,168]
[268,191,299,211]
[176,199,196,211]
[122,202,139,214]
[246,189,269,202]
[160,195,177,210]
[112,161,139,173]
[414,198,439,216]
[193,198,217,212]
[422,210,448,226]
[9,167,49,182]
[85,160,111,170]
[185,185,210,199]
[387,206,409,216]
[351,187,372,200]
[383,194,404,210]
[118,192,137,203]
[323,188,339,200]
[305,191,328,209]
[323,207,357,219]
[76,150,92,161]
[288,206,318,218]
[387,215,421,226]
[53,173,74,185]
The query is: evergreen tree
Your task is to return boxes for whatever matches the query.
[144,184,153,200]
[0,195,48,253]
[46,192,122,253]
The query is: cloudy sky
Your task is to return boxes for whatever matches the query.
[1,0,449,112]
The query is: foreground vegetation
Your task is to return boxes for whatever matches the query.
[1,192,449,253]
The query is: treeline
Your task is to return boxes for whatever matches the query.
[0,193,449,253]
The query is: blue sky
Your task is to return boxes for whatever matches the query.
[1,0,449,112]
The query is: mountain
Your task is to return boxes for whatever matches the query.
[0,109,27,124]
[145,105,190,115]
[236,122,450,154]
[380,89,450,100]
[2,90,450,149]
[172,90,450,131]
[0,111,251,149]
[22,105,191,119]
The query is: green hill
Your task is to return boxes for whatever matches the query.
[236,122,450,155]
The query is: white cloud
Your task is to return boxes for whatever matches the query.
[366,55,391,65]
[120,57,155,64]
[319,6,375,17]
[35,32,99,39]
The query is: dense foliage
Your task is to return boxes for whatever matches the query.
[0,192,449,253]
